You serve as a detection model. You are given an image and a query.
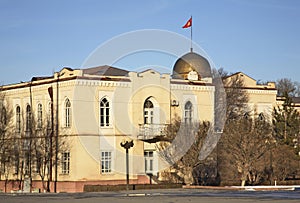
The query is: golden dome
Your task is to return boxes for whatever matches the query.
[172,52,212,80]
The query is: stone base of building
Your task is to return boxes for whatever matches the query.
[0,175,151,193]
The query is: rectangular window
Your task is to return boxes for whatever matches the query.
[61,152,70,174]
[144,151,154,174]
[101,151,112,173]
[37,104,43,129]
[184,110,192,124]
[100,109,109,127]
[100,108,104,126]
[65,108,70,127]
[105,108,109,125]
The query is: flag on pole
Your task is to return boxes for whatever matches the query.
[182,17,192,28]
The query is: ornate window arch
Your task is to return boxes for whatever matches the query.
[258,112,265,121]
[100,97,110,127]
[144,99,154,124]
[64,98,71,128]
[37,103,43,129]
[16,106,21,133]
[184,101,193,124]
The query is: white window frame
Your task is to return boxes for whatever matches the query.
[101,151,112,174]
[184,101,193,124]
[144,151,154,174]
[144,99,154,124]
[64,98,71,128]
[100,97,110,127]
[61,152,70,174]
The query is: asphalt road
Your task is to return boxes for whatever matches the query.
[1,188,300,203]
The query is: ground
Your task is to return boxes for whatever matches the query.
[1,188,300,203]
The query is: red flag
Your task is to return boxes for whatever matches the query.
[182,17,192,28]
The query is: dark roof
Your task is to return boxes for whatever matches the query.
[31,76,54,81]
[83,65,129,77]
[172,52,212,79]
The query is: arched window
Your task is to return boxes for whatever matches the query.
[184,101,193,124]
[144,99,154,124]
[64,99,71,128]
[16,106,21,133]
[244,112,250,120]
[26,105,31,132]
[37,103,42,129]
[100,98,110,127]
[258,113,265,121]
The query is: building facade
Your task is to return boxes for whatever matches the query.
[0,51,278,192]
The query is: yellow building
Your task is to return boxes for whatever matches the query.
[0,51,278,192]
[223,72,277,117]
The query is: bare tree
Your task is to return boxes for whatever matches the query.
[30,103,68,193]
[31,117,52,192]
[212,67,229,78]
[0,90,15,192]
[222,73,249,120]
[276,78,296,97]
[156,118,210,185]
[294,81,300,97]
[0,93,68,193]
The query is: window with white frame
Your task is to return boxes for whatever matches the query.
[100,98,110,127]
[184,101,193,124]
[16,106,21,133]
[64,99,71,128]
[144,99,154,124]
[101,151,112,173]
[144,151,154,174]
[37,103,42,129]
[61,152,70,174]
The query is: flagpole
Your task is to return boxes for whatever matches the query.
[190,15,193,52]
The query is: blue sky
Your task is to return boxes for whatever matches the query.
[0,0,299,84]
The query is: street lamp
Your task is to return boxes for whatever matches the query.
[120,140,134,191]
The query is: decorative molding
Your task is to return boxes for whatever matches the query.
[75,79,130,88]
[245,89,277,95]
[171,84,215,91]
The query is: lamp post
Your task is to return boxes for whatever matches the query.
[120,140,134,191]
[47,87,54,192]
